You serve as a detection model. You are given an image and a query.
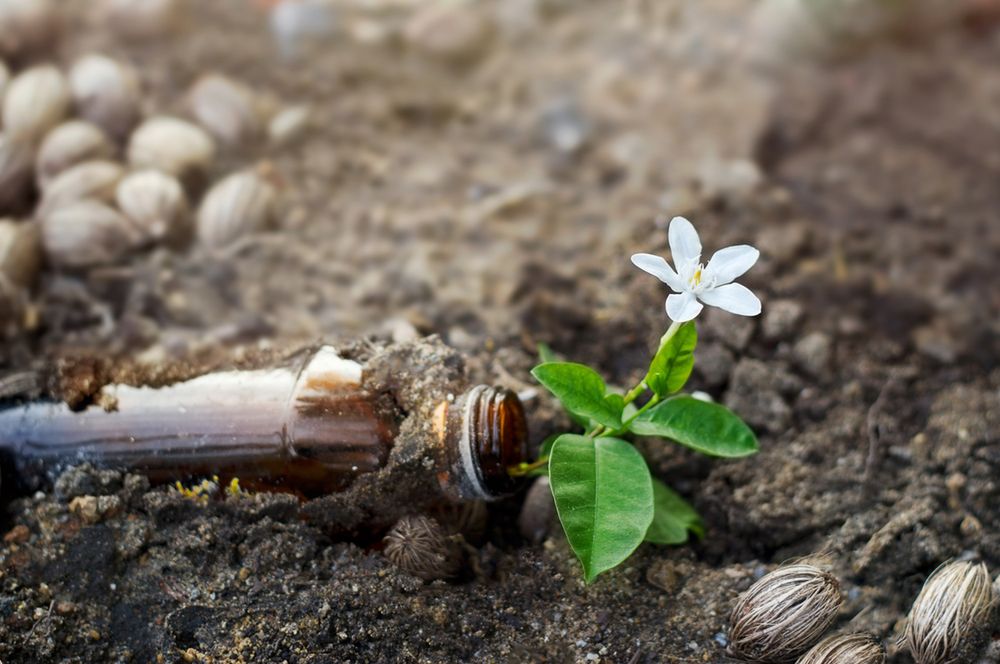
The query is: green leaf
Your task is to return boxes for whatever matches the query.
[539,433,559,459]
[645,322,697,397]
[645,478,704,544]
[531,363,623,429]
[629,396,758,458]
[548,434,654,583]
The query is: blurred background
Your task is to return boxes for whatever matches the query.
[1,1,1000,662]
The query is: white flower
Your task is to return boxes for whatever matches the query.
[631,216,761,322]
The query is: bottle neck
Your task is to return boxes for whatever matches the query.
[442,385,528,500]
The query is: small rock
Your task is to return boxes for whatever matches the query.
[693,342,735,388]
[792,331,833,377]
[3,524,30,544]
[702,307,756,351]
[114,519,150,560]
[757,222,809,266]
[913,323,958,363]
[404,2,494,65]
[518,476,555,544]
[538,97,589,155]
[54,464,123,500]
[69,495,100,523]
[725,358,793,434]
[69,494,121,524]
[762,299,804,342]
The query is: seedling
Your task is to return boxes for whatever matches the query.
[517,216,762,582]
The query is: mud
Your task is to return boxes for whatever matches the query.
[1,1,1000,662]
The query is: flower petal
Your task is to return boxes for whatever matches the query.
[698,283,761,316]
[668,217,701,274]
[704,245,760,286]
[666,292,704,322]
[630,253,685,292]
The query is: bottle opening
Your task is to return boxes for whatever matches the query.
[451,385,529,500]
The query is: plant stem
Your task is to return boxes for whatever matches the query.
[618,320,682,409]
[620,394,660,430]
[508,457,548,476]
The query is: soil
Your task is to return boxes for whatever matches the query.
[2,1,1000,662]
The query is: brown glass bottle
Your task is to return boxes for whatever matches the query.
[0,346,529,503]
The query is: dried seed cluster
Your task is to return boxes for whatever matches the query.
[383,515,462,581]
[728,563,844,663]
[797,633,885,664]
[0,5,311,330]
[902,560,996,664]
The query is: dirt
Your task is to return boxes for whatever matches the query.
[2,0,1000,662]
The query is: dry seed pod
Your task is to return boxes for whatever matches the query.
[39,199,142,268]
[0,133,34,213]
[196,170,276,249]
[187,74,260,147]
[903,560,996,664]
[268,104,311,147]
[383,515,462,581]
[38,160,124,216]
[99,0,185,40]
[0,0,60,61]
[69,54,141,142]
[797,633,885,664]
[36,121,115,187]
[127,116,215,184]
[728,563,844,662]
[115,169,188,243]
[2,65,71,143]
[0,218,40,286]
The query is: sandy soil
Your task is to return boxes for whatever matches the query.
[1,1,1000,662]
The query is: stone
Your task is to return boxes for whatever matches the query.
[762,299,804,342]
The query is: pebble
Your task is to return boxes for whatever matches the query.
[693,342,735,388]
[792,331,833,377]
[404,1,494,64]
[3,523,30,544]
[702,307,756,351]
[762,299,804,342]
[517,475,555,544]
[756,222,809,266]
[725,358,793,433]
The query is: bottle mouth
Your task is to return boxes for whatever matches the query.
[453,385,529,500]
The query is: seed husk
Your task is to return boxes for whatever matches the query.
[37,160,124,216]
[383,515,462,581]
[2,64,71,143]
[69,54,141,142]
[195,169,276,249]
[0,0,61,62]
[187,74,260,147]
[728,563,844,663]
[115,169,188,244]
[0,132,34,213]
[0,218,40,287]
[39,198,142,268]
[127,116,215,185]
[797,633,886,664]
[36,121,115,187]
[902,560,996,664]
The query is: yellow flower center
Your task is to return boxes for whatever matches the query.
[690,265,704,288]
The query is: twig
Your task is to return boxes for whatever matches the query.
[863,373,901,490]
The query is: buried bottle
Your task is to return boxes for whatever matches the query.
[0,342,529,523]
